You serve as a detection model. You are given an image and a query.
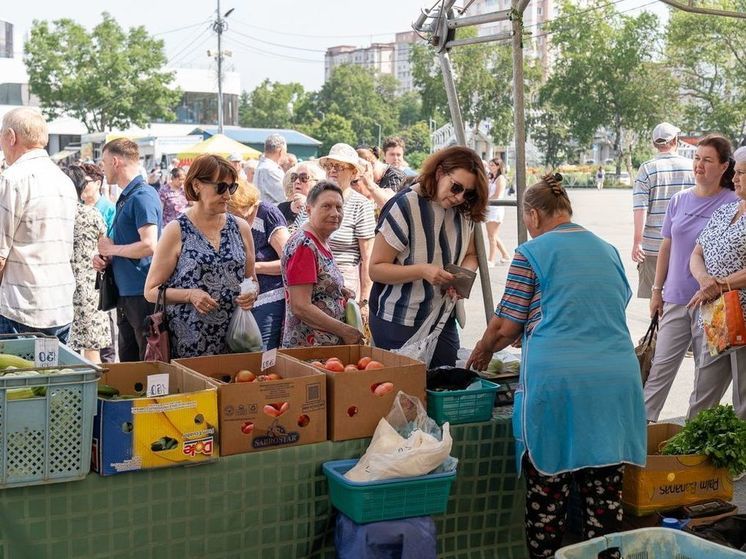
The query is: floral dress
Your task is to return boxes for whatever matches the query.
[165,213,245,358]
[69,204,111,351]
[281,230,346,347]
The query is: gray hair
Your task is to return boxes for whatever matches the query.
[297,161,325,182]
[264,133,287,153]
[1,107,49,148]
[734,146,746,164]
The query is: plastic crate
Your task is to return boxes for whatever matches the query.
[323,459,456,523]
[427,379,499,425]
[556,527,746,558]
[0,335,100,488]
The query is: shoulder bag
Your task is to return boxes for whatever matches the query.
[143,285,170,362]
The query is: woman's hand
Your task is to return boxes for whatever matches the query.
[466,339,494,371]
[92,254,109,272]
[650,290,664,318]
[188,289,219,314]
[341,324,364,345]
[444,286,462,301]
[420,264,455,287]
[290,193,306,214]
[236,290,258,310]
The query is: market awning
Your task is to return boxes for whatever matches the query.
[176,133,261,165]
[50,148,81,162]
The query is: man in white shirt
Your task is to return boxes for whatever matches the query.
[0,108,78,341]
[254,133,287,204]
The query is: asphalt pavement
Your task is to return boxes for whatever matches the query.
[458,187,745,512]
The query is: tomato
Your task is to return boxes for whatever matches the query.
[344,364,359,372]
[266,373,282,381]
[372,382,395,397]
[365,360,385,370]
[357,356,372,370]
[310,361,325,369]
[325,360,345,373]
[235,370,256,383]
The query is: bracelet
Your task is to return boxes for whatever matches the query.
[651,285,662,292]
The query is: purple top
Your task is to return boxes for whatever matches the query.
[661,187,739,305]
[159,186,189,226]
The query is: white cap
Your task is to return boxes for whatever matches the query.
[652,122,680,144]
[228,152,243,162]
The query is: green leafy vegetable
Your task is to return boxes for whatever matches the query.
[661,405,746,475]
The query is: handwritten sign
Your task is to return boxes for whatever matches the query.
[261,349,277,371]
[146,373,170,397]
[34,338,59,368]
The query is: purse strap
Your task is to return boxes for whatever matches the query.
[641,314,658,347]
[154,285,168,315]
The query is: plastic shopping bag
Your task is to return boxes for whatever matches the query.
[394,298,456,367]
[226,278,263,353]
[701,290,746,356]
[344,392,456,482]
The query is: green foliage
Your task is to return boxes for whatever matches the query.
[398,92,423,127]
[24,12,179,133]
[400,121,431,154]
[661,405,746,475]
[299,113,357,156]
[665,4,746,144]
[239,80,307,129]
[527,107,576,168]
[406,151,429,171]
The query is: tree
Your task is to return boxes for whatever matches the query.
[527,106,575,168]
[299,113,357,156]
[398,92,423,127]
[239,80,307,129]
[24,13,179,133]
[540,2,676,174]
[666,6,746,144]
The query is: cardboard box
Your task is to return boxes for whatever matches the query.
[92,362,218,476]
[173,353,326,456]
[279,346,426,441]
[622,423,734,516]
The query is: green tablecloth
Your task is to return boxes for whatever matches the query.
[0,411,526,559]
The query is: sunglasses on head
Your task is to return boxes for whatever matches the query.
[203,180,239,195]
[290,173,314,184]
[448,175,478,202]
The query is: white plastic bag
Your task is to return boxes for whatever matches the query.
[344,392,456,482]
[393,298,456,366]
[225,278,263,353]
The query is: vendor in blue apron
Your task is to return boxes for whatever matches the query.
[467,173,646,559]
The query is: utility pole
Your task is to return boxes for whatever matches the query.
[211,0,234,134]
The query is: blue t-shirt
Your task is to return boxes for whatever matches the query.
[95,196,116,232]
[111,176,163,296]
[252,202,287,294]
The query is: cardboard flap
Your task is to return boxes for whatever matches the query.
[100,361,215,397]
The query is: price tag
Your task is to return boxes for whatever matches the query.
[34,338,59,368]
[261,348,277,372]
[146,374,170,397]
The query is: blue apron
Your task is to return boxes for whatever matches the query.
[512,223,647,475]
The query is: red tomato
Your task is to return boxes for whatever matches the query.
[344,364,359,372]
[325,360,345,373]
[365,361,385,370]
[235,370,256,383]
[357,356,372,370]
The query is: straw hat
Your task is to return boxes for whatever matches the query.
[318,143,365,174]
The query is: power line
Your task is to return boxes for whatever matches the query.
[167,24,213,66]
[229,18,402,39]
[153,19,212,36]
[224,37,322,64]
[229,27,327,53]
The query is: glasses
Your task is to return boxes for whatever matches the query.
[323,162,353,173]
[448,174,478,202]
[290,173,315,184]
[203,180,239,195]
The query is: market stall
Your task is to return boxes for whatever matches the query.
[0,411,527,559]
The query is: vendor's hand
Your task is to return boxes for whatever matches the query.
[466,339,494,371]
[189,289,219,314]
[341,324,364,345]
[97,236,118,257]
[236,290,257,310]
[419,264,455,287]
[650,291,663,318]
[632,243,645,264]
[92,254,109,272]
[341,287,356,300]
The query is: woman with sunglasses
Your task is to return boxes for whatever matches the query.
[145,154,258,358]
[277,162,324,232]
[368,146,488,368]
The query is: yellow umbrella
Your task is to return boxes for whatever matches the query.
[177,133,261,165]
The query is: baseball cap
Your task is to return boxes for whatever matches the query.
[652,122,680,144]
[228,153,243,162]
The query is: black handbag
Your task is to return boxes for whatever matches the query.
[96,268,119,312]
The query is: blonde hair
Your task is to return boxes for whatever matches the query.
[228,179,260,215]
[283,163,300,200]
[1,107,49,148]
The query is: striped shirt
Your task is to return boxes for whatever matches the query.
[327,191,376,267]
[371,185,473,327]
[0,149,78,327]
[633,153,694,255]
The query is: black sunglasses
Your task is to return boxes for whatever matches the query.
[449,175,478,202]
[204,180,239,195]
[290,173,314,184]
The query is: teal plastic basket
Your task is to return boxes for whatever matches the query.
[427,379,499,425]
[556,527,746,558]
[0,335,100,488]
[323,459,456,523]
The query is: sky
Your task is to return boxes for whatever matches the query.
[5,0,668,94]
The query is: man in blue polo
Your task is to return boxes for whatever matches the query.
[93,139,162,361]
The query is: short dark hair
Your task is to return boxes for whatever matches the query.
[306,180,343,206]
[383,136,405,154]
[102,138,139,162]
[170,167,186,179]
[62,165,87,198]
[80,162,104,184]
[183,154,237,202]
[418,146,489,222]
[698,134,735,190]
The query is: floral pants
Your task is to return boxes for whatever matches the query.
[523,456,624,559]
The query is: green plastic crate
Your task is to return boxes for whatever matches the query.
[323,459,456,523]
[556,527,746,558]
[427,379,499,425]
[0,335,100,488]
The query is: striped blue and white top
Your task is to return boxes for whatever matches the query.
[371,185,474,327]
[633,153,694,255]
